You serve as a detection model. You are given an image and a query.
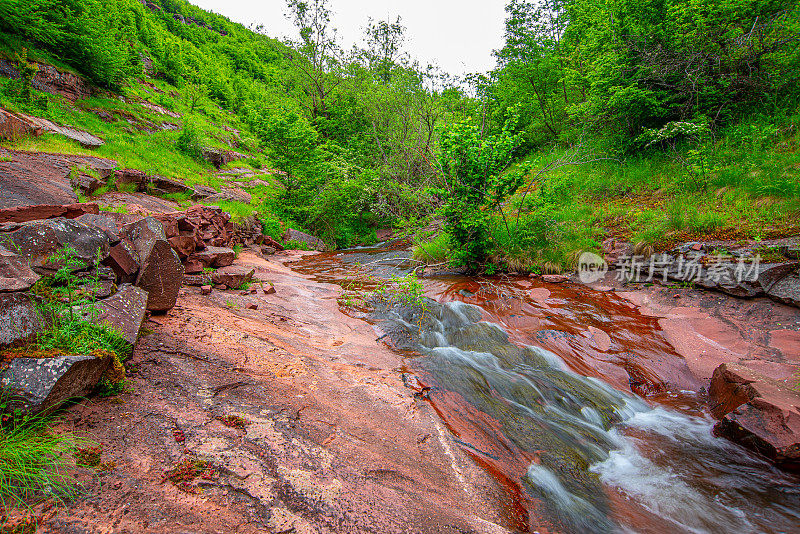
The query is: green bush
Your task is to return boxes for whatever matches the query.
[176,117,204,159]
[259,213,284,242]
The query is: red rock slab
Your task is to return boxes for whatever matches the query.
[769,329,800,361]
[136,240,184,312]
[35,251,511,533]
[0,202,99,223]
[709,363,800,469]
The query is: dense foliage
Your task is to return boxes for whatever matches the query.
[0,0,797,270]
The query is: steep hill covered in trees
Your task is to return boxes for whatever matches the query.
[0,0,798,271]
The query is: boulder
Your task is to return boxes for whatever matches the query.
[709,363,800,470]
[153,215,180,239]
[183,273,212,286]
[283,228,327,252]
[0,245,40,292]
[191,184,218,200]
[150,175,192,195]
[0,293,47,347]
[102,240,140,283]
[5,111,104,148]
[93,285,148,346]
[192,246,235,268]
[183,258,204,274]
[0,108,42,140]
[120,217,166,260]
[759,263,800,308]
[201,148,245,169]
[262,235,285,251]
[0,354,111,415]
[71,171,105,194]
[135,239,184,312]
[211,265,254,289]
[168,235,196,259]
[76,213,119,243]
[1,218,110,271]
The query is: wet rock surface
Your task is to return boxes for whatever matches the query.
[29,252,508,534]
[709,363,800,469]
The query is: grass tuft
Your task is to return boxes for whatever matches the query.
[0,410,87,510]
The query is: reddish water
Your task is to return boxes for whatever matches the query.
[294,248,800,534]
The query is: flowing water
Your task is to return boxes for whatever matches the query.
[294,246,800,534]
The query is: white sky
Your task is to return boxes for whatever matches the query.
[190,0,507,78]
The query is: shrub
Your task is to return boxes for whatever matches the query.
[259,213,284,242]
[176,117,204,159]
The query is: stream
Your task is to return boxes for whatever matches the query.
[293,245,800,534]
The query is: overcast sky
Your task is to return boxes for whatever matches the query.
[190,0,507,78]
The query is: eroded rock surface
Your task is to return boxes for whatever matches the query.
[0,149,116,209]
[0,293,46,347]
[0,245,39,292]
[0,202,100,224]
[0,354,111,415]
[136,240,184,312]
[32,252,510,534]
[93,285,148,345]
[0,217,110,271]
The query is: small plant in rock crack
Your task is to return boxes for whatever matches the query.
[235,280,251,291]
[0,514,37,534]
[3,246,130,392]
[161,457,214,494]
[372,273,427,311]
[216,415,250,430]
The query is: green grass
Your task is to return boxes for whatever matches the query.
[0,410,86,510]
[423,111,800,273]
[0,78,263,189]
[29,313,130,361]
[412,231,451,264]
[284,239,310,251]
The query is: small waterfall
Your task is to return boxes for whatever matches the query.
[376,299,800,534]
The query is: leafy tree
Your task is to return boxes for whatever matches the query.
[362,16,407,82]
[284,0,342,120]
[436,112,529,271]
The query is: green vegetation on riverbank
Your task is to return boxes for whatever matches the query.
[0,0,798,271]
